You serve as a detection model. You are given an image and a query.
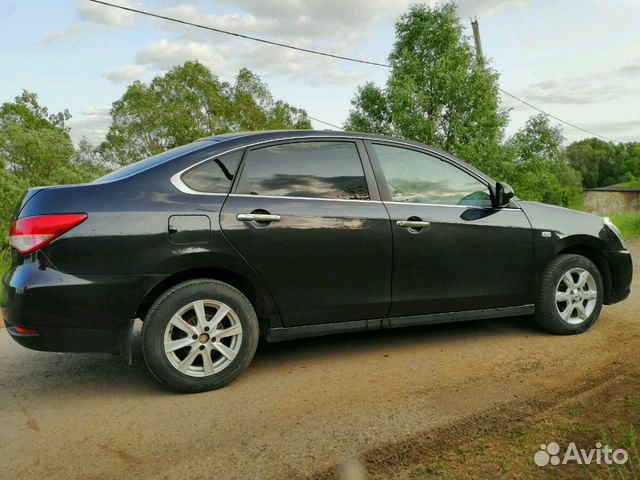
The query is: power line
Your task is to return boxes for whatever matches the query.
[87,0,388,68]
[497,89,614,141]
[308,116,344,130]
[88,0,619,143]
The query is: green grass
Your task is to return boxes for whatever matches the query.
[611,179,640,189]
[567,192,585,211]
[611,211,640,240]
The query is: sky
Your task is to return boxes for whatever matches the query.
[1,0,639,147]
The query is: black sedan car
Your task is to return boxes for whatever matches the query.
[3,130,633,392]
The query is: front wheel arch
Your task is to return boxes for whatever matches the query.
[555,245,612,303]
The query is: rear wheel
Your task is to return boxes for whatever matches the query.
[535,254,603,335]
[142,279,259,393]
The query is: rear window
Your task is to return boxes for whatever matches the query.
[94,142,211,183]
[237,141,369,200]
[181,150,243,193]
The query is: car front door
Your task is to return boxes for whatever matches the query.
[220,139,392,327]
[366,142,533,317]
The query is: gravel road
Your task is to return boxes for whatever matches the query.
[1,243,638,479]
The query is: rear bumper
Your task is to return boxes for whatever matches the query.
[2,258,163,354]
[604,249,633,304]
[5,324,126,354]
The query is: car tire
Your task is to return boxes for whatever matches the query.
[535,254,604,335]
[141,279,259,393]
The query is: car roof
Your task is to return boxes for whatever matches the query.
[196,130,494,184]
[198,129,419,145]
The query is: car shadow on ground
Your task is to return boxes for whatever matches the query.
[2,314,545,397]
[253,314,544,363]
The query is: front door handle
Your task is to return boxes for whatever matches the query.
[396,220,431,229]
[237,213,281,222]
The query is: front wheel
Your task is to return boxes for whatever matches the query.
[141,279,259,393]
[535,254,604,335]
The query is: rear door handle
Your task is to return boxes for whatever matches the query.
[237,213,281,222]
[396,220,431,229]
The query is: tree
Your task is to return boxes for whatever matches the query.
[565,138,640,189]
[345,2,506,170]
[101,62,312,165]
[0,90,75,183]
[0,91,102,254]
[564,138,616,189]
[505,114,582,206]
[72,137,110,179]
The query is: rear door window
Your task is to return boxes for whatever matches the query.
[181,150,243,193]
[236,141,369,200]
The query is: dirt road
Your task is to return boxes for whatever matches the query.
[1,244,638,480]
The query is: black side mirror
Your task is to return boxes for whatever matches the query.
[493,182,515,208]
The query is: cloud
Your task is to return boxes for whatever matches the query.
[454,0,530,17]
[212,0,415,38]
[106,64,147,83]
[36,26,82,45]
[78,0,136,27]
[67,105,112,145]
[518,59,640,106]
[578,119,640,134]
[134,39,236,74]
[120,1,411,84]
[614,60,640,77]
[520,79,628,105]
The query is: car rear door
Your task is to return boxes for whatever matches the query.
[220,139,392,327]
[366,141,533,317]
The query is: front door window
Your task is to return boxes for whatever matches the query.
[371,144,492,207]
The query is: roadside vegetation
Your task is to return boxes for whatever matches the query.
[612,212,640,241]
[398,372,640,479]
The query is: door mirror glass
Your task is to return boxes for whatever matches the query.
[493,182,515,208]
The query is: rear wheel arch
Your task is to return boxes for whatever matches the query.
[135,268,277,335]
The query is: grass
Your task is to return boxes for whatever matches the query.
[565,191,639,241]
[399,372,640,479]
[611,211,640,241]
[612,179,640,190]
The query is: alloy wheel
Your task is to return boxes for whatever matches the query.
[554,268,598,325]
[163,300,243,377]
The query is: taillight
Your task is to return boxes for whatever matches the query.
[10,213,87,254]
[14,326,38,335]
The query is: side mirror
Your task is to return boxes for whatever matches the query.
[493,182,515,208]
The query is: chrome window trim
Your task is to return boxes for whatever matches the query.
[169,134,502,202]
[383,200,523,211]
[228,193,382,204]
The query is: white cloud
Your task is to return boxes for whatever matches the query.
[68,105,112,145]
[122,0,398,86]
[212,0,415,38]
[106,64,147,83]
[579,119,639,134]
[517,60,640,106]
[134,39,235,75]
[454,0,530,17]
[521,79,628,105]
[78,0,137,27]
[37,26,82,45]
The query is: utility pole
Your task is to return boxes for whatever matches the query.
[470,16,483,59]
